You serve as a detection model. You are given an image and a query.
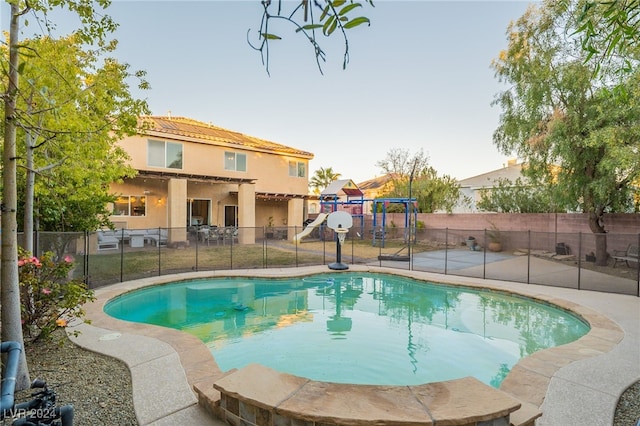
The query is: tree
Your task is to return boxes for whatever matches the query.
[375,148,460,213]
[573,0,640,73]
[1,34,149,254]
[309,166,341,194]
[492,1,640,265]
[2,0,120,389]
[249,0,374,74]
[476,177,563,213]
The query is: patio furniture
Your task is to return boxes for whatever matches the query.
[97,231,120,250]
[222,227,238,245]
[612,244,639,268]
[128,230,146,248]
[144,228,169,247]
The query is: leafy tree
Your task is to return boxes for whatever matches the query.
[250,0,374,74]
[375,148,460,213]
[309,166,341,194]
[574,0,640,73]
[2,0,119,389]
[1,34,149,255]
[476,177,564,213]
[492,1,640,265]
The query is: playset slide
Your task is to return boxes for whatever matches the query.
[294,213,328,242]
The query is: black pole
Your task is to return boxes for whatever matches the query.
[328,229,348,270]
[408,175,413,271]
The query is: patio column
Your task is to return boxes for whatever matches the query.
[287,198,304,241]
[238,183,256,244]
[168,178,188,245]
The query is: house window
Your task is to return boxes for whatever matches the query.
[289,161,306,177]
[148,139,183,169]
[224,151,247,172]
[113,196,146,217]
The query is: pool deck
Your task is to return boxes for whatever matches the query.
[71,261,640,426]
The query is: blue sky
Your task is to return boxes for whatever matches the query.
[3,1,534,183]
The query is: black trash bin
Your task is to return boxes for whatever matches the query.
[556,243,570,255]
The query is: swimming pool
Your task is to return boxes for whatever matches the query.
[104,272,589,388]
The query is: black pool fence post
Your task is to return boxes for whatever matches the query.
[527,230,531,284]
[636,233,640,297]
[409,226,413,271]
[323,234,326,265]
[263,226,268,268]
[295,226,299,268]
[119,228,125,283]
[577,232,582,290]
[157,227,162,276]
[195,225,200,271]
[350,230,355,265]
[230,229,233,270]
[444,228,449,275]
[83,231,89,285]
[482,228,487,280]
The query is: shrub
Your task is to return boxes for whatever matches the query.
[18,248,95,343]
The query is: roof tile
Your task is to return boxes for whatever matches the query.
[139,116,313,158]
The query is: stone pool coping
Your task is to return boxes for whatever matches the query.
[78,265,627,425]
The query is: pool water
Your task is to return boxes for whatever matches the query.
[104,272,589,388]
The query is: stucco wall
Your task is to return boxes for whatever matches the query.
[118,135,309,195]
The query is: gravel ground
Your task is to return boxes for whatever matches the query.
[6,330,137,426]
[4,330,639,426]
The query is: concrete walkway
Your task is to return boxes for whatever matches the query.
[71,264,639,426]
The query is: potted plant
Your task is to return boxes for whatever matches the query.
[266,216,275,239]
[486,224,502,252]
[465,236,479,251]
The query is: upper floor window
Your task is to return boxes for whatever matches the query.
[148,139,183,169]
[289,161,306,178]
[225,151,247,172]
[113,195,146,217]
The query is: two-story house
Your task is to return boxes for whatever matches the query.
[108,115,314,244]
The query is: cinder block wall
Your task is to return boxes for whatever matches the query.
[363,213,639,234]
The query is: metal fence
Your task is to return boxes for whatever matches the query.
[23,226,640,296]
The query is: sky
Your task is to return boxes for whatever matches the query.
[2,1,535,184]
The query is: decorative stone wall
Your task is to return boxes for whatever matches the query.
[212,364,526,426]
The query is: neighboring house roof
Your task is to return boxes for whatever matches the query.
[321,179,363,197]
[457,160,524,188]
[357,174,397,192]
[139,115,314,159]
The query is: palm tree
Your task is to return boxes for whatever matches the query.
[309,167,341,194]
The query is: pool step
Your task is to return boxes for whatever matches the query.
[510,401,542,426]
[211,363,523,425]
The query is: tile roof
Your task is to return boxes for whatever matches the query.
[321,179,363,197]
[139,116,313,158]
[357,174,397,191]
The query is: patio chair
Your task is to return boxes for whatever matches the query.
[144,228,168,247]
[97,231,120,250]
[222,227,238,245]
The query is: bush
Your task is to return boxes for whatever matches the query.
[18,248,95,343]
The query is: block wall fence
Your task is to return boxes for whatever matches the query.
[364,213,639,235]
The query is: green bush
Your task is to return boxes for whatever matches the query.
[18,248,95,343]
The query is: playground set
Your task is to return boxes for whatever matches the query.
[295,179,417,248]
